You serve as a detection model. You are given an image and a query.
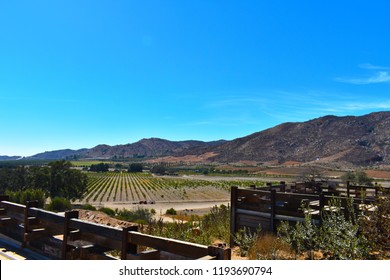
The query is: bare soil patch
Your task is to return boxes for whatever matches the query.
[365,170,390,180]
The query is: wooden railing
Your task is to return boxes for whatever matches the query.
[0,196,230,260]
[230,183,388,247]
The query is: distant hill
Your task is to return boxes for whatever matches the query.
[27,138,226,160]
[21,111,390,166]
[205,111,390,166]
[82,138,226,159]
[29,149,89,160]
[0,155,22,161]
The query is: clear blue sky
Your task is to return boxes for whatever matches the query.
[1,0,390,156]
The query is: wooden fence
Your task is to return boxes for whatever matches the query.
[0,195,230,260]
[230,182,388,247]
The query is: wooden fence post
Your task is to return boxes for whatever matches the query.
[61,210,79,260]
[270,189,276,233]
[230,186,238,248]
[207,245,231,260]
[22,200,39,248]
[375,182,378,197]
[121,226,138,260]
[280,181,286,192]
[319,193,325,226]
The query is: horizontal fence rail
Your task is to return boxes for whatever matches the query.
[0,196,230,260]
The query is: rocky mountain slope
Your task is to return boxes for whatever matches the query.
[82,138,226,159]
[205,111,390,166]
[25,111,390,166]
[28,138,226,160]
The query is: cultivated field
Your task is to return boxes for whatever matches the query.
[79,172,268,206]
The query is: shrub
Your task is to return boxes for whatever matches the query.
[81,204,96,211]
[359,195,390,255]
[46,197,72,212]
[277,211,318,255]
[6,188,46,208]
[166,208,177,215]
[99,207,116,216]
[248,234,294,260]
[277,198,370,259]
[116,207,153,224]
[143,205,231,246]
[234,226,262,257]
[202,204,230,244]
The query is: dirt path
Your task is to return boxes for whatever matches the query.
[96,199,231,221]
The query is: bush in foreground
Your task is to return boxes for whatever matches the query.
[46,197,72,212]
[6,188,46,208]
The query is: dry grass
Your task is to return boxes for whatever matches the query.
[248,234,295,260]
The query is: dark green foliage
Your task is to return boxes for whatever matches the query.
[234,226,262,257]
[145,205,231,246]
[277,213,317,256]
[165,208,177,215]
[27,166,51,191]
[6,188,46,208]
[128,163,143,173]
[359,196,390,254]
[116,208,153,224]
[99,207,116,216]
[48,160,88,200]
[0,160,88,201]
[98,207,153,224]
[0,166,28,193]
[341,171,374,186]
[151,164,166,175]
[277,198,370,259]
[202,204,230,243]
[46,197,72,212]
[81,204,96,211]
[89,163,110,172]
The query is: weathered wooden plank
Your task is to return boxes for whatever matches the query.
[77,232,123,250]
[69,219,123,241]
[0,201,25,215]
[128,231,209,259]
[29,208,65,224]
[236,208,271,218]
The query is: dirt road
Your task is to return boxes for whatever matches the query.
[98,199,231,221]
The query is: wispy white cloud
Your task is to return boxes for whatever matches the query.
[336,71,390,85]
[178,89,390,134]
[343,101,390,111]
[336,63,390,85]
[359,63,390,70]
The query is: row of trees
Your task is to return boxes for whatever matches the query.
[0,160,88,200]
[88,163,143,173]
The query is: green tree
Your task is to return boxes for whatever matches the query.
[27,166,51,192]
[341,171,373,186]
[89,163,109,172]
[128,163,143,173]
[49,160,88,200]
[151,164,166,175]
[6,188,46,208]
[46,197,72,212]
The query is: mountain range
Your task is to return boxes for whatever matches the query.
[10,111,390,166]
